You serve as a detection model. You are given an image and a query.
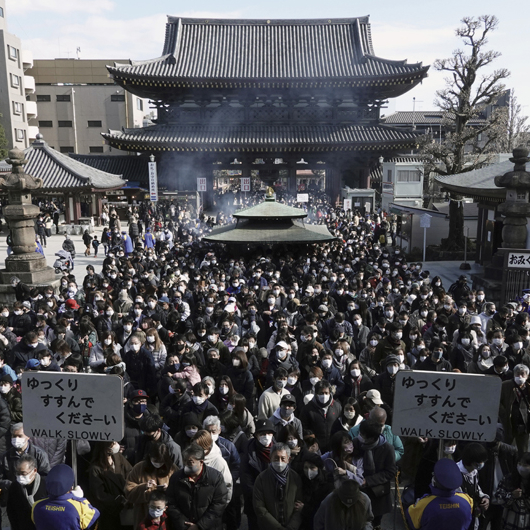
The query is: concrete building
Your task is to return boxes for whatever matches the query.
[381,155,424,211]
[0,0,37,150]
[26,59,148,155]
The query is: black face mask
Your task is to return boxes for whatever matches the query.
[176,343,185,352]
[132,403,147,415]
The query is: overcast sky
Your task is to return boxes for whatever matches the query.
[6,0,530,118]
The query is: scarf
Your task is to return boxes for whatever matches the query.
[270,463,289,486]
[255,441,271,463]
[23,472,41,506]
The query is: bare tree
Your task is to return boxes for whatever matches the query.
[420,15,510,250]
[493,91,530,152]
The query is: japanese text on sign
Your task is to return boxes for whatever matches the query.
[22,372,124,442]
[148,161,158,202]
[241,178,251,192]
[392,371,501,442]
[507,252,530,268]
[197,178,207,192]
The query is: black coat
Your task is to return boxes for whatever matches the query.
[123,347,157,396]
[299,397,342,452]
[6,475,47,530]
[226,366,254,406]
[9,341,46,369]
[166,465,228,530]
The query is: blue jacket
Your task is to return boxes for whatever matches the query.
[217,436,241,481]
[407,486,473,530]
[349,423,404,462]
[32,493,100,530]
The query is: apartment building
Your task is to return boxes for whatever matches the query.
[27,59,148,154]
[0,0,37,149]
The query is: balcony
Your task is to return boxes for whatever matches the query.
[23,75,35,94]
[21,50,33,70]
[28,126,39,140]
[26,100,37,119]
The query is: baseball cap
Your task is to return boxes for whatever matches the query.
[130,389,149,399]
[254,419,275,434]
[280,394,297,406]
[65,299,80,310]
[25,359,41,370]
[366,389,383,405]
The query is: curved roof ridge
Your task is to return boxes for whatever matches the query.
[32,140,90,183]
[365,54,424,69]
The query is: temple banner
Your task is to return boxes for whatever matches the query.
[148,161,158,202]
[241,177,251,192]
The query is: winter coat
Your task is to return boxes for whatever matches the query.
[299,397,342,452]
[6,474,47,530]
[269,408,303,439]
[314,489,374,530]
[227,366,254,405]
[30,437,68,468]
[123,347,157,396]
[216,436,241,481]
[204,441,233,502]
[0,441,50,488]
[166,465,228,530]
[253,466,303,530]
[135,429,183,468]
[2,388,22,422]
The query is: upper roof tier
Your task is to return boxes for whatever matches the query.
[108,17,429,98]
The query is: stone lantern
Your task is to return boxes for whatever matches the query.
[495,147,530,249]
[0,147,56,301]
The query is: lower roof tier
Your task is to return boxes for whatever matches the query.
[102,123,420,153]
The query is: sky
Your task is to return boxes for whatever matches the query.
[5,0,530,119]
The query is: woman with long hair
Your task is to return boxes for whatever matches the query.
[88,441,132,530]
[124,442,177,530]
[228,393,255,438]
[210,375,235,413]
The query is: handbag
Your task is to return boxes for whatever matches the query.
[369,481,391,498]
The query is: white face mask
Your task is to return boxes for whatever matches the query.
[258,434,273,447]
[110,442,120,454]
[104,338,112,346]
[192,396,206,405]
[461,338,471,347]
[0,385,10,394]
[185,428,198,438]
[287,376,297,386]
[369,340,378,347]
[344,410,355,420]
[444,445,456,454]
[147,336,155,343]
[515,376,527,386]
[150,459,164,469]
[305,468,318,480]
[317,394,330,404]
[11,437,26,449]
[309,377,320,386]
[322,359,332,369]
[149,507,165,518]
[16,472,34,486]
[387,365,399,375]
[271,461,287,473]
[350,369,361,378]
[131,343,140,352]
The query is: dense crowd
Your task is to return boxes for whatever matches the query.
[1,194,529,530]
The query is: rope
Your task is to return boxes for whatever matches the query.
[395,470,410,530]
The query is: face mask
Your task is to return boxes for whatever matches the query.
[149,507,165,518]
[458,308,467,315]
[387,365,399,375]
[192,396,206,405]
[258,434,273,447]
[317,394,330,405]
[475,462,485,471]
[393,332,402,340]
[0,385,10,394]
[208,335,216,343]
[11,437,26,449]
[410,335,418,341]
[420,311,428,318]
[334,349,344,358]
[350,368,361,378]
[185,428,198,438]
[232,358,241,367]
[275,379,287,389]
[277,350,288,360]
[419,355,427,362]
[514,342,523,351]
[481,350,491,359]
[131,343,141,352]
[104,338,112,346]
[110,442,120,454]
[132,403,147,415]
[344,410,355,420]
[151,459,164,469]
[444,304,452,311]
[515,376,527,386]
[306,468,318,480]
[134,309,142,316]
[369,340,378,347]
[477,295,485,301]
[14,310,23,316]
[309,377,320,386]
[287,376,297,386]
[287,439,298,449]
[267,298,275,305]
[461,338,471,347]
[16,472,34,486]
[271,461,287,473]
[1,312,9,318]
[385,311,394,318]
[444,446,456,454]
[146,336,155,343]
[518,465,530,478]
[184,463,201,475]
[493,338,503,346]
[322,359,332,369]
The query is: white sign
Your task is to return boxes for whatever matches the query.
[507,252,530,268]
[297,193,309,203]
[197,178,207,192]
[365,202,371,213]
[22,372,124,442]
[148,161,158,202]
[420,214,432,228]
[392,371,501,442]
[343,199,352,211]
[241,177,251,192]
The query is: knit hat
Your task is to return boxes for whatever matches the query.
[46,464,75,496]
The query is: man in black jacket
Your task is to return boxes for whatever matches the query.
[166,443,228,529]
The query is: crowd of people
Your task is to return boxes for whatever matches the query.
[0,193,529,530]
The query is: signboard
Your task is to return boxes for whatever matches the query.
[354,202,361,207]
[382,182,394,193]
[197,178,207,192]
[297,193,309,203]
[507,252,530,269]
[420,214,432,228]
[365,202,371,213]
[343,199,352,211]
[241,177,251,192]
[22,372,124,442]
[148,161,158,202]
[392,371,501,442]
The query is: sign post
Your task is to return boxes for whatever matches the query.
[419,214,431,262]
[392,371,501,442]
[343,198,352,211]
[197,178,207,212]
[22,372,124,483]
[148,155,158,202]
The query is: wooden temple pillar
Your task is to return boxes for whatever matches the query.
[325,166,341,206]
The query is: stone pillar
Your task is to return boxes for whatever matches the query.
[0,146,56,295]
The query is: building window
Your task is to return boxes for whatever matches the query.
[58,121,72,127]
[15,129,25,141]
[111,94,125,102]
[137,98,143,111]
[38,120,53,127]
[0,6,4,17]
[56,95,71,102]
[397,170,421,182]
[37,94,51,102]
[8,45,17,60]
[89,146,104,153]
[11,74,20,88]
[386,170,392,182]
[12,102,22,115]
[60,146,74,153]
[87,120,102,128]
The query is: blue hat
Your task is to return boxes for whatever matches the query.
[47,464,75,496]
[433,458,462,490]
[159,296,170,304]
[25,359,40,370]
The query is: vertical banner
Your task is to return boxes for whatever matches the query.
[148,161,158,202]
[241,177,251,192]
[343,198,352,211]
[197,178,207,192]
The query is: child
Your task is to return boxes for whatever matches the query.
[92,236,100,258]
[139,489,168,530]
